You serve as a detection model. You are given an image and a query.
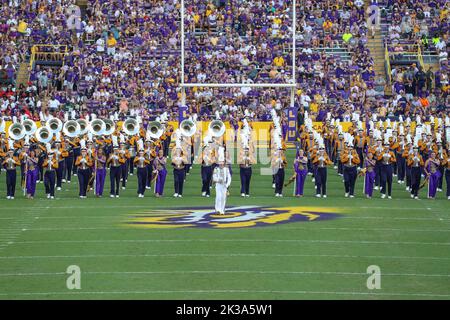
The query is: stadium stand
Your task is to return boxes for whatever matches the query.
[0,0,448,123]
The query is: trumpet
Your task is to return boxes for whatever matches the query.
[47,118,63,134]
[8,123,26,141]
[22,119,37,136]
[35,126,54,144]
[122,118,139,136]
[89,119,106,136]
[103,119,115,136]
[77,119,89,136]
[147,121,164,139]
[208,120,225,138]
[179,119,196,137]
[63,120,81,138]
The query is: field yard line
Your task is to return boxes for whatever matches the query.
[0,253,449,260]
[0,204,46,252]
[8,239,450,246]
[0,290,448,298]
[0,270,448,278]
[0,215,448,222]
[0,204,446,210]
[0,226,449,233]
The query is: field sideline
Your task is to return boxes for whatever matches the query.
[0,149,449,300]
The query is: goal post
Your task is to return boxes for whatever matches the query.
[179,0,297,107]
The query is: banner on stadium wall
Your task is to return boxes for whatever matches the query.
[287,107,298,142]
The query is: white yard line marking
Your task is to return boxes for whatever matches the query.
[0,204,447,211]
[0,270,448,278]
[0,290,448,298]
[0,205,44,251]
[7,239,450,246]
[0,226,447,233]
[0,253,448,260]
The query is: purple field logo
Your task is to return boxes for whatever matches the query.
[125,206,341,229]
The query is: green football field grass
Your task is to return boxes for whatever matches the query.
[0,149,449,300]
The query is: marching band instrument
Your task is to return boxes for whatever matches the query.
[63,120,81,138]
[103,119,115,136]
[147,121,164,139]
[47,118,63,135]
[123,118,139,136]
[35,127,53,144]
[8,123,26,141]
[77,119,89,136]
[22,119,37,136]
[89,119,106,136]
[179,119,196,137]
[208,120,225,138]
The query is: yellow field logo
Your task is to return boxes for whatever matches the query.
[125,206,342,229]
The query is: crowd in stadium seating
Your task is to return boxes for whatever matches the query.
[0,0,448,124]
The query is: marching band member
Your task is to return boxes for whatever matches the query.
[443,141,450,200]
[363,151,376,198]
[128,134,138,176]
[340,135,360,197]
[334,128,345,176]
[134,140,150,198]
[71,136,81,177]
[145,137,156,190]
[43,145,58,199]
[312,140,333,198]
[293,148,308,197]
[407,144,424,199]
[201,135,215,197]
[3,141,20,199]
[108,136,125,198]
[54,140,68,191]
[95,147,107,197]
[436,136,445,192]
[371,134,383,191]
[378,136,397,199]
[396,127,407,184]
[153,149,167,197]
[25,149,39,199]
[119,136,130,190]
[424,151,441,199]
[75,142,93,198]
[172,143,187,198]
[64,137,77,183]
[212,147,231,215]
[272,136,287,197]
[354,123,367,169]
[238,145,254,198]
[18,140,30,186]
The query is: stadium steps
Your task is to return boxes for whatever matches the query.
[366,30,385,78]
[16,63,30,87]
